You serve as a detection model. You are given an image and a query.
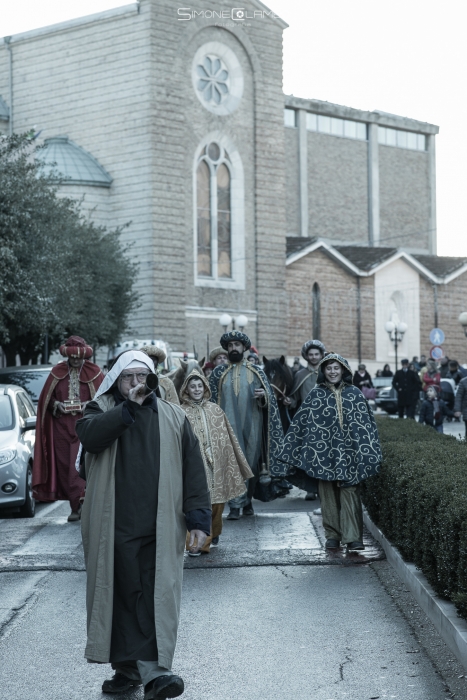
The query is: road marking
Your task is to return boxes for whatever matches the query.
[36,501,67,518]
[12,519,82,555]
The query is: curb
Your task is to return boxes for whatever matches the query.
[363,510,467,672]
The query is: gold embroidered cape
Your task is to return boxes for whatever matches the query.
[180,370,253,504]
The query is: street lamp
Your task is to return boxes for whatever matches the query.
[385,320,407,371]
[235,314,248,331]
[458,312,467,338]
[218,313,249,331]
[219,313,232,332]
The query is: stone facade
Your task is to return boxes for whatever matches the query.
[0,0,443,364]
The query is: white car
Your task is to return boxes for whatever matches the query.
[0,384,37,517]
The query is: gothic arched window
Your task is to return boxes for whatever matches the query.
[196,143,232,280]
[312,282,321,339]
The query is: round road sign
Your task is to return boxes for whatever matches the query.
[429,328,445,345]
[430,346,444,360]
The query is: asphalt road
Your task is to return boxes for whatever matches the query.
[0,493,465,700]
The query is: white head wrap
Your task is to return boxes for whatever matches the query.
[94,350,155,400]
[75,350,155,472]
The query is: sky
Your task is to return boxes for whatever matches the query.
[2,0,465,256]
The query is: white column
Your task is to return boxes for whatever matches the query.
[298,109,308,237]
[367,122,380,246]
[427,134,437,254]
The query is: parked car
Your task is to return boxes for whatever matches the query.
[0,365,51,406]
[0,384,37,517]
[373,377,398,415]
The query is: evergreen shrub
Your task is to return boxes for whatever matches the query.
[361,417,467,619]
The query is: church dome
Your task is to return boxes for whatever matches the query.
[36,136,112,187]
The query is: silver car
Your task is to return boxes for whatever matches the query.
[0,384,37,517]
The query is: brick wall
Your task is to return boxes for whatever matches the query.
[419,274,467,364]
[308,132,369,244]
[379,145,431,253]
[284,127,300,236]
[286,248,376,361]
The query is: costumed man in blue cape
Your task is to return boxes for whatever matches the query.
[278,353,382,551]
[209,331,285,519]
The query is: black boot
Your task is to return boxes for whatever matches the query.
[243,503,254,516]
[227,507,241,520]
[347,541,365,551]
[102,673,141,694]
[144,674,184,699]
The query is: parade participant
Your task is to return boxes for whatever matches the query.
[392,359,422,418]
[140,345,179,405]
[209,346,229,367]
[289,339,326,500]
[289,339,326,410]
[33,335,103,522]
[209,331,284,520]
[202,361,214,379]
[247,351,260,366]
[180,369,253,553]
[76,350,211,700]
[278,353,382,551]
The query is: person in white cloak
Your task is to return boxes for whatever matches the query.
[76,350,211,700]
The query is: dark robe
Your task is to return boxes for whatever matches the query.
[277,383,382,485]
[76,390,211,663]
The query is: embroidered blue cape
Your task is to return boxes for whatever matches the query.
[209,361,284,474]
[277,383,382,485]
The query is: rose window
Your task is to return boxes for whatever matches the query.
[196,56,229,106]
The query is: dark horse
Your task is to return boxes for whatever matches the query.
[263,355,318,495]
[263,355,294,433]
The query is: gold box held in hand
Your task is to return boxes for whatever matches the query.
[63,400,82,413]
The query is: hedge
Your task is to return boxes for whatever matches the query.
[361,417,467,619]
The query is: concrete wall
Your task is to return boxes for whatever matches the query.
[379,145,431,254]
[286,248,375,363]
[307,132,369,244]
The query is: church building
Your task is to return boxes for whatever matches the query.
[1,0,466,367]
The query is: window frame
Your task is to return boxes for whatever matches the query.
[193,133,245,290]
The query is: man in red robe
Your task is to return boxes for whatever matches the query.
[33,336,104,521]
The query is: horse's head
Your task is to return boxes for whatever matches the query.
[263,355,292,399]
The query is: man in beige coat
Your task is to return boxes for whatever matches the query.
[76,350,211,700]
